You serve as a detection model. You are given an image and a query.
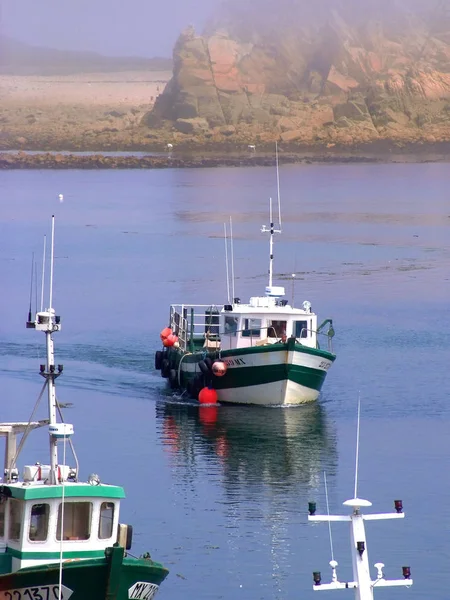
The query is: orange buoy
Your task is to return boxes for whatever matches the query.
[160,327,172,341]
[212,361,227,377]
[198,387,218,405]
[163,334,178,347]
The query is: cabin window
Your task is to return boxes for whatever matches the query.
[268,320,287,338]
[8,499,23,541]
[98,502,115,539]
[242,318,261,337]
[57,502,92,541]
[295,320,308,338]
[29,503,50,542]
[224,316,238,335]
[0,502,5,537]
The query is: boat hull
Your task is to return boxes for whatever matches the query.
[0,547,169,600]
[163,338,335,406]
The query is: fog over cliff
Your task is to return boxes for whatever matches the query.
[145,0,450,147]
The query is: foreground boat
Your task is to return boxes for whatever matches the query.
[0,217,168,600]
[155,182,336,405]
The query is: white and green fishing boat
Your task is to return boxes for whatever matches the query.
[155,177,336,406]
[0,217,168,600]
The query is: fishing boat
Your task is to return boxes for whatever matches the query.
[155,150,336,406]
[0,217,168,600]
[308,403,413,599]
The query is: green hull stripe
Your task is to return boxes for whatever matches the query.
[8,485,125,501]
[172,344,335,363]
[7,547,106,560]
[212,363,327,391]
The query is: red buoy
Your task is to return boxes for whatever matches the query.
[160,327,172,341]
[163,334,178,347]
[212,361,227,377]
[198,387,218,405]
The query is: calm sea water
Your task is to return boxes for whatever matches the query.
[1,163,450,600]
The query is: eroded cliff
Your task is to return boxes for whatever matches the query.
[145,0,450,147]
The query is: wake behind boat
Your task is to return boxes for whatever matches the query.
[155,150,336,406]
[0,217,168,600]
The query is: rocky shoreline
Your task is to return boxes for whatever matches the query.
[2,142,450,169]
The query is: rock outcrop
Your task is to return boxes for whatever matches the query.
[144,0,450,147]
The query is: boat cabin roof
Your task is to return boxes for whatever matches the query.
[222,296,315,317]
[2,482,125,501]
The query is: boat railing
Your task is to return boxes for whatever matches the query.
[169,304,222,352]
[299,328,334,353]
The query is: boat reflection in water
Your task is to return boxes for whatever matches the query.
[156,401,337,596]
[156,400,337,496]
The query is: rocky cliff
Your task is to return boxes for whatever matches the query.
[145,0,450,147]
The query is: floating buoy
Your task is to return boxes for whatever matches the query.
[212,361,227,377]
[160,327,172,341]
[198,387,218,405]
[163,334,178,347]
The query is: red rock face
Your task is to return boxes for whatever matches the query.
[146,0,450,146]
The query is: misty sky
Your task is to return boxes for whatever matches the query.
[1,0,222,57]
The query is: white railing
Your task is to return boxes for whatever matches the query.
[169,304,221,352]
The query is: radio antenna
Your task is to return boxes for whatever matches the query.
[354,395,361,500]
[28,252,34,323]
[40,235,46,311]
[224,223,230,304]
[276,141,282,231]
[230,216,235,302]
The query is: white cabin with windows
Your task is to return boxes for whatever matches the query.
[0,474,126,573]
[220,292,317,351]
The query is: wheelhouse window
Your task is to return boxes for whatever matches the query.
[242,318,261,337]
[98,502,115,539]
[295,320,308,338]
[8,499,23,541]
[29,503,50,542]
[268,320,287,338]
[0,502,5,537]
[57,502,92,541]
[224,316,238,336]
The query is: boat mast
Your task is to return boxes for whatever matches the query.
[29,215,63,485]
[308,402,413,599]
[46,216,58,484]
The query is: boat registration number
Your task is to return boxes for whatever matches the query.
[128,582,159,600]
[0,585,73,600]
[318,361,331,370]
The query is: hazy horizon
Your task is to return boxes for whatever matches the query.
[1,0,222,58]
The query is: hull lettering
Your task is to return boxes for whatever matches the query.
[0,586,73,600]
[224,358,246,367]
[128,582,159,600]
[318,361,331,370]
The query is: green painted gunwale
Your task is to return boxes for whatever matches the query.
[171,339,336,363]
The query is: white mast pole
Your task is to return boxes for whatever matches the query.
[230,216,235,302]
[46,215,58,484]
[224,223,230,304]
[276,141,282,230]
[269,197,273,288]
[49,215,55,310]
